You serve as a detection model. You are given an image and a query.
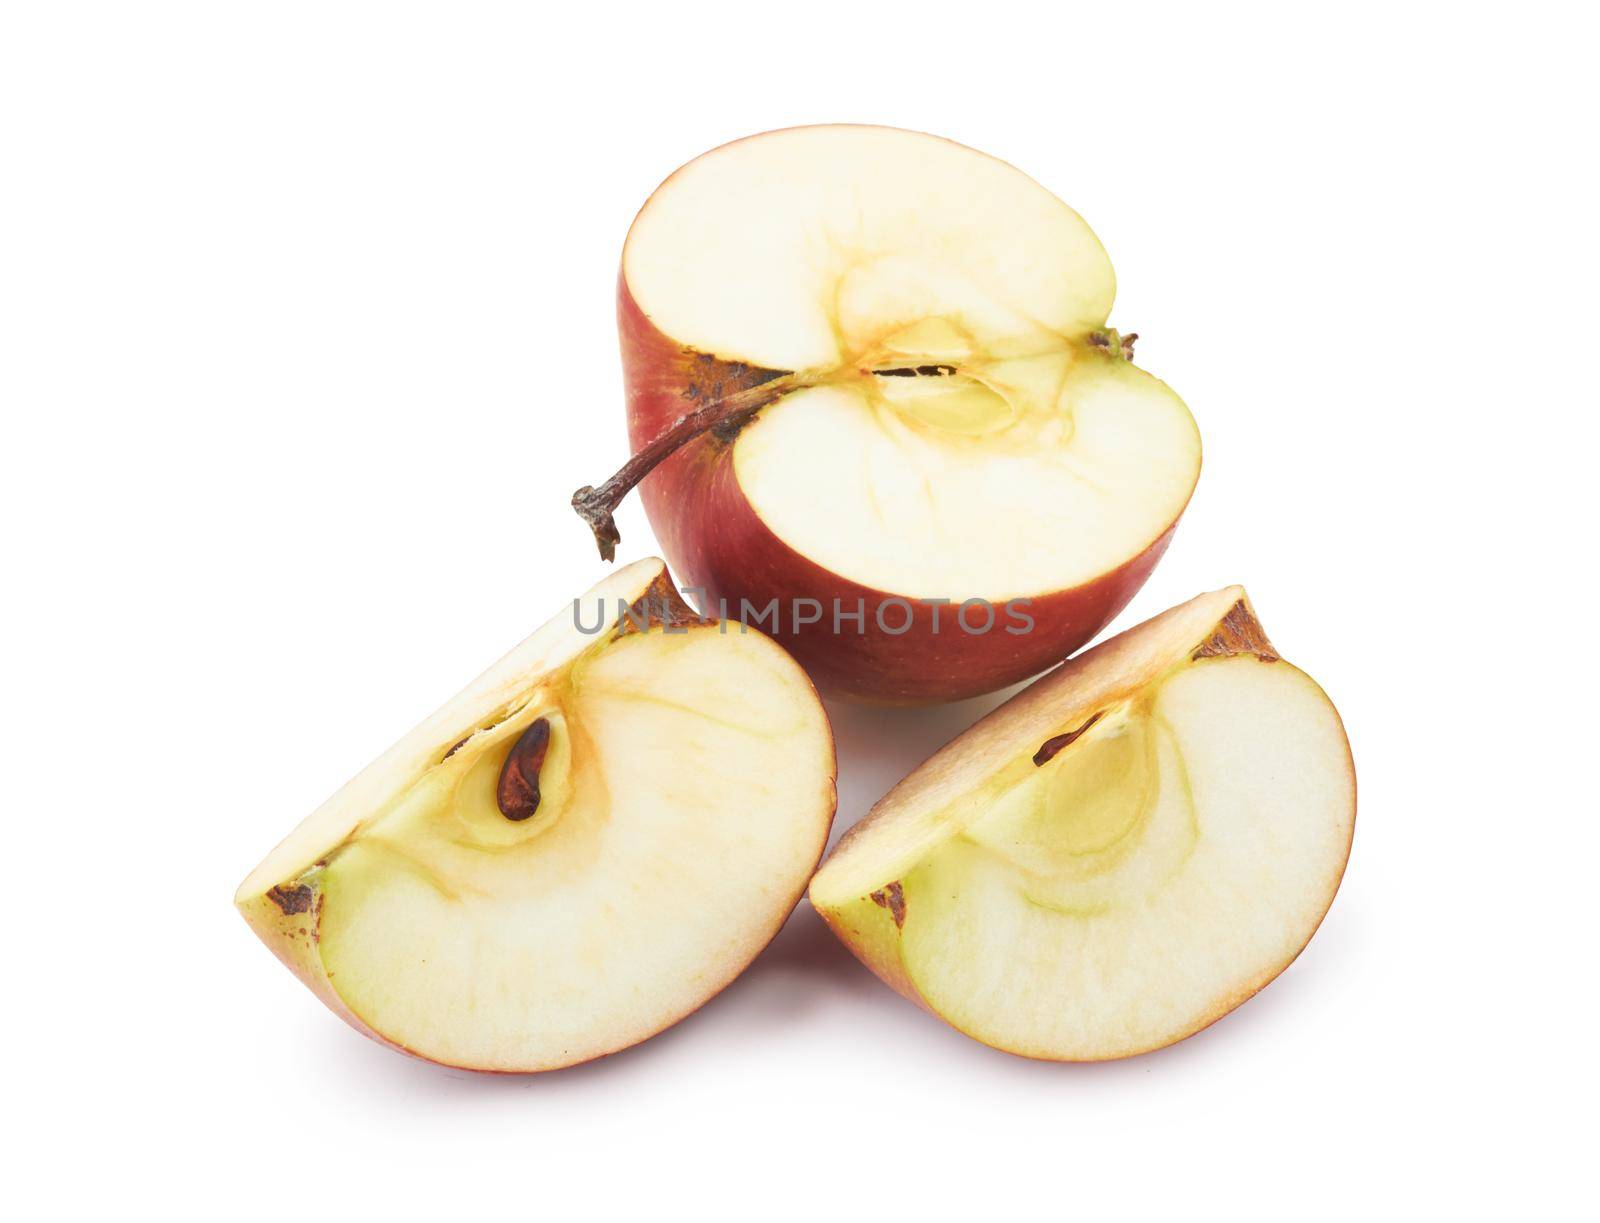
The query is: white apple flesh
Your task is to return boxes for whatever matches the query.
[809,588,1355,1060]
[236,559,837,1072]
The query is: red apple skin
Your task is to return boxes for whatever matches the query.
[617,278,1187,703]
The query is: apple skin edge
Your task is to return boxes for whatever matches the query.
[236,879,409,1058]
[815,753,1357,1063]
[813,868,1354,1063]
[617,280,1191,704]
[239,842,841,1076]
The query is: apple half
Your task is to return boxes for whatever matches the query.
[809,588,1354,1060]
[576,124,1201,702]
[236,559,836,1072]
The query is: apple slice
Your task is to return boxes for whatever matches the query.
[575,125,1201,702]
[809,588,1354,1060]
[236,559,836,1072]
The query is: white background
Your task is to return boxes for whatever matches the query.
[5,2,1596,1217]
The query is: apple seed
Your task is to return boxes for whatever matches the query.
[1032,711,1106,766]
[496,717,553,821]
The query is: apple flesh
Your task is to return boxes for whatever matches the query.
[579,125,1201,702]
[809,588,1355,1060]
[236,559,836,1072]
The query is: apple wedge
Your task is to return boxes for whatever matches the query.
[236,559,836,1072]
[809,588,1354,1060]
[575,124,1201,702]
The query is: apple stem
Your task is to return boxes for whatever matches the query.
[572,374,800,561]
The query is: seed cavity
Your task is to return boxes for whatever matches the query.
[496,718,552,822]
[873,364,959,378]
[1032,711,1106,767]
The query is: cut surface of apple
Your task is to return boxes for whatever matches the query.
[809,588,1354,1060]
[236,559,836,1072]
[581,125,1202,702]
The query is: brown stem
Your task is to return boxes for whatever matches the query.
[572,375,798,561]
